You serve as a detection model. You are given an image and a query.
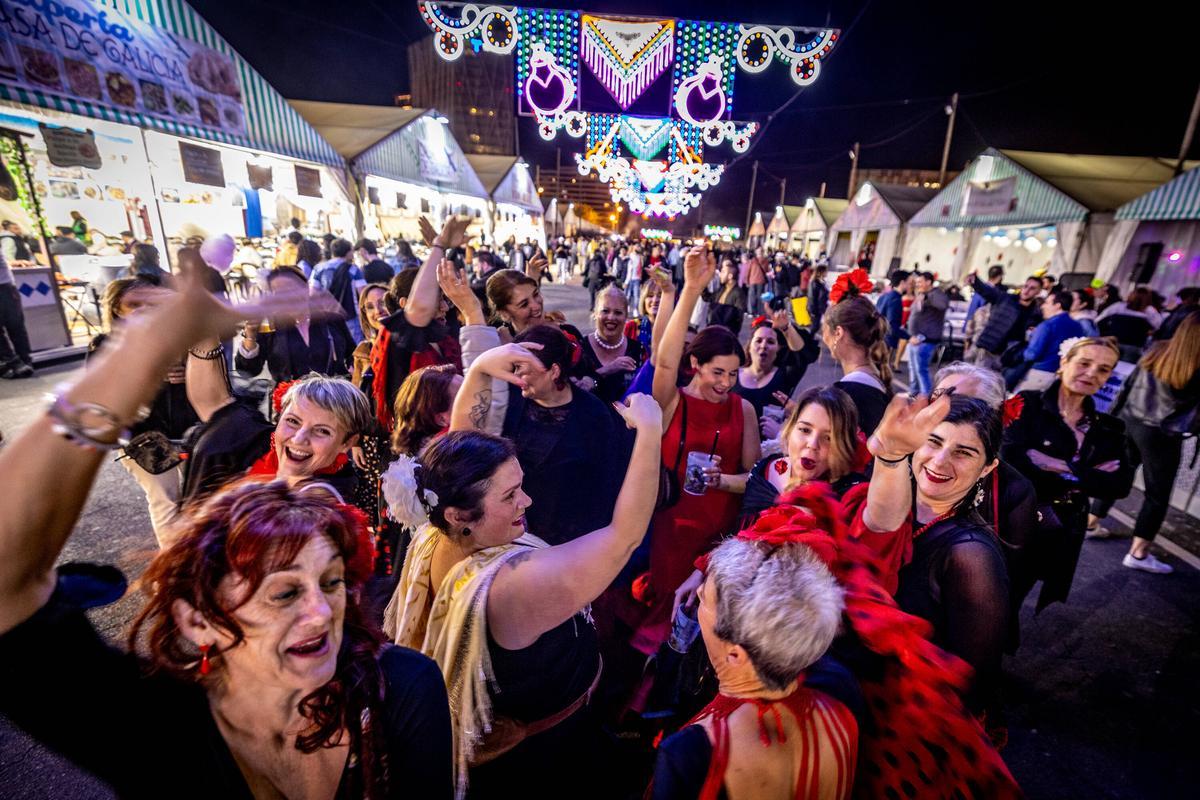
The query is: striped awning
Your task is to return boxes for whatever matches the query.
[909,148,1089,228]
[1117,166,1200,221]
[0,0,343,168]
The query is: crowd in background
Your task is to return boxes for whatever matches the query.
[0,218,1198,800]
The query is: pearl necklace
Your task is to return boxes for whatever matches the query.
[591,331,625,351]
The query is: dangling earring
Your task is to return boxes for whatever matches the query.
[973,481,985,507]
[199,644,212,676]
[461,527,472,537]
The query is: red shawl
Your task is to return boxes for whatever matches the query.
[369,327,463,430]
[692,483,1021,800]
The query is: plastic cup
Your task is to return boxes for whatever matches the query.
[668,601,700,653]
[684,451,717,495]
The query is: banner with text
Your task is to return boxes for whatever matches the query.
[0,0,246,136]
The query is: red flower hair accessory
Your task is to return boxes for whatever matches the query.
[829,267,874,305]
[560,330,583,367]
[272,380,299,416]
[751,315,770,329]
[1001,395,1024,428]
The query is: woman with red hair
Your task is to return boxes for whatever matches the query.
[0,281,452,798]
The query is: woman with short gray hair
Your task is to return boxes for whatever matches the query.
[652,536,857,800]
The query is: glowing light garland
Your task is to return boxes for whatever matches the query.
[420,3,838,216]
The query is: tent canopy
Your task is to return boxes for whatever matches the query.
[911,147,1198,228]
[767,205,803,234]
[1117,165,1200,221]
[832,182,937,232]
[291,100,487,199]
[800,198,849,230]
[466,155,543,214]
[288,100,427,160]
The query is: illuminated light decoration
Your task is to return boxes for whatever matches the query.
[1167,250,1183,263]
[632,159,668,191]
[580,16,675,109]
[736,25,837,86]
[704,224,741,240]
[674,55,727,125]
[515,8,580,114]
[536,109,588,140]
[420,2,518,61]
[672,20,739,118]
[642,228,672,240]
[619,117,673,160]
[1023,236,1043,253]
[701,120,759,153]
[524,43,576,116]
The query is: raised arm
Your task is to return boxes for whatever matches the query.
[649,279,677,363]
[861,392,953,533]
[772,308,806,352]
[449,343,544,432]
[407,216,469,328]
[487,394,663,649]
[0,281,301,633]
[653,247,715,422]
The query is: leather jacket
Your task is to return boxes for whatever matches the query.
[1113,366,1200,434]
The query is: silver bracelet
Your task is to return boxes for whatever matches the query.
[45,393,130,451]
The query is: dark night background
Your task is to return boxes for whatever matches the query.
[189,0,1198,225]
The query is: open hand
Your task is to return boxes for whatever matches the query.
[475,342,545,389]
[417,216,437,248]
[868,391,953,460]
[434,216,471,250]
[771,307,791,330]
[527,252,549,280]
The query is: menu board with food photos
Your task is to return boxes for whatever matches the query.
[0,0,246,136]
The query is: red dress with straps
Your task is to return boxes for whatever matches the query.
[688,686,858,800]
[630,390,745,655]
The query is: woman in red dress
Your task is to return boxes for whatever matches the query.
[627,247,761,656]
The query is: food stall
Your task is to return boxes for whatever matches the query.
[0,0,351,357]
[906,148,1187,285]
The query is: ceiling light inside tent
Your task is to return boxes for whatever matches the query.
[1024,237,1043,253]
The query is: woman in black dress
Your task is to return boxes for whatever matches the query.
[235,266,355,383]
[383,396,663,798]
[0,282,452,799]
[451,325,631,546]
[1002,337,1135,607]
[577,284,645,404]
[851,393,1009,713]
[821,295,892,436]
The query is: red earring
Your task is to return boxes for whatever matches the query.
[199,644,212,676]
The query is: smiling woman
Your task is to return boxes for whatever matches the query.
[849,393,1010,713]
[0,280,453,799]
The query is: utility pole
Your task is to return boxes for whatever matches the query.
[779,178,787,207]
[938,92,959,187]
[818,181,826,198]
[1175,79,1200,176]
[847,142,860,199]
[744,159,759,243]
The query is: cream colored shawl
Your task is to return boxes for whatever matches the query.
[382,525,547,798]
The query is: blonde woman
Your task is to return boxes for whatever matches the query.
[1090,313,1200,573]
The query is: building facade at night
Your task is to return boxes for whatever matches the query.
[407,37,517,156]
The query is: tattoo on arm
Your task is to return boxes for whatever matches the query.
[503,549,534,572]
[468,388,492,430]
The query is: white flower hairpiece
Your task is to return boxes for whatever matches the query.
[381,454,437,529]
[1058,336,1085,361]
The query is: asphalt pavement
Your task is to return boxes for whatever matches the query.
[1,280,1197,799]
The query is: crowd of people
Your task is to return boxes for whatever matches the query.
[0,221,1197,800]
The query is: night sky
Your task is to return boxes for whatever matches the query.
[190,0,1197,225]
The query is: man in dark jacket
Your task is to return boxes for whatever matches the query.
[876,269,911,352]
[967,272,1042,370]
[807,264,830,332]
[906,271,949,395]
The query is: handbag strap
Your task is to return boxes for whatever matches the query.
[672,392,689,476]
